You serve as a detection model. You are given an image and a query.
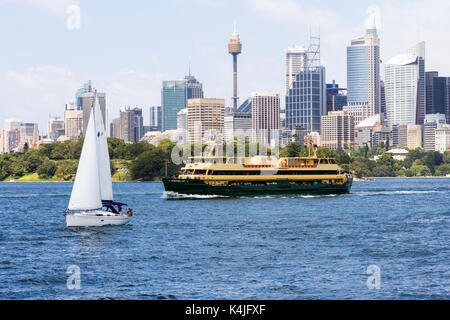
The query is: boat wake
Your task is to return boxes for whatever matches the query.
[352,190,444,197]
[161,191,230,200]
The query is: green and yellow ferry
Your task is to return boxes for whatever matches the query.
[162,150,353,197]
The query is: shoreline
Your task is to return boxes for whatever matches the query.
[2,177,449,183]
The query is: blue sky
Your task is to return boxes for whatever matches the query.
[1,0,449,134]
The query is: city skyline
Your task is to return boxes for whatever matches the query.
[1,0,450,133]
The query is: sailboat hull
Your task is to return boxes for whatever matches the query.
[66,211,131,227]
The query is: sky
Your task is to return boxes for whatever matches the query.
[1,0,450,135]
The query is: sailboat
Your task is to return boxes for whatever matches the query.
[66,92,132,227]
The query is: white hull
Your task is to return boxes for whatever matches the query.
[66,211,131,227]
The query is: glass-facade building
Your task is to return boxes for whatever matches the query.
[385,42,426,126]
[346,27,380,121]
[285,66,326,133]
[162,75,204,131]
[149,106,162,131]
[162,81,187,131]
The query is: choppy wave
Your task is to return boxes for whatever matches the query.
[0,193,70,198]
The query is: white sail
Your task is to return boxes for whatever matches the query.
[93,94,114,202]
[68,105,102,210]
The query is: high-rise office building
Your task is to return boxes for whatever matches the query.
[321,111,355,150]
[19,123,39,150]
[64,105,83,141]
[224,112,252,142]
[385,42,426,126]
[432,76,450,121]
[380,80,386,119]
[285,66,326,132]
[407,125,422,149]
[162,80,186,131]
[110,118,121,139]
[426,71,439,114]
[2,119,22,152]
[177,108,188,143]
[252,92,280,144]
[435,124,450,152]
[423,113,447,150]
[326,81,347,113]
[346,22,380,122]
[119,106,144,143]
[81,92,106,135]
[162,75,204,131]
[47,117,65,141]
[392,124,408,147]
[285,39,326,133]
[285,46,307,95]
[75,80,92,110]
[185,75,204,100]
[149,106,162,131]
[187,98,225,142]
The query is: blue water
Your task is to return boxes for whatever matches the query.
[0,179,449,300]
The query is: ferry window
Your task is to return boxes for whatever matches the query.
[320,159,328,164]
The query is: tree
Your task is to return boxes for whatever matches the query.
[37,160,57,179]
[372,165,392,177]
[410,165,431,177]
[435,164,450,176]
[279,142,304,157]
[130,148,166,181]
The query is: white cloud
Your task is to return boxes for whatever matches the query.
[0,0,78,18]
[0,66,164,134]
[248,0,450,88]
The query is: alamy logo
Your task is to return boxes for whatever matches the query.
[66,265,81,290]
[366,265,381,290]
[66,4,81,30]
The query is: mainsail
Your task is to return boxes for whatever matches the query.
[93,95,114,202]
[68,102,102,210]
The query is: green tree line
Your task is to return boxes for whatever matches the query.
[1,138,449,182]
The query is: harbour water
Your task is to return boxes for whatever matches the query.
[0,178,448,299]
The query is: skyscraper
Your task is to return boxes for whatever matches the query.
[177,108,188,143]
[426,71,439,114]
[81,91,106,135]
[149,106,162,131]
[110,118,121,139]
[285,66,326,133]
[162,80,186,131]
[162,75,204,132]
[285,36,326,133]
[432,76,450,121]
[326,81,348,113]
[47,117,65,141]
[75,80,92,110]
[423,113,446,150]
[346,21,380,122]
[187,98,225,142]
[185,74,204,100]
[64,106,83,141]
[285,46,307,95]
[385,42,426,126]
[252,92,280,144]
[19,123,39,150]
[321,111,355,150]
[228,24,242,112]
[119,106,144,143]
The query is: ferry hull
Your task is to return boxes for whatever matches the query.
[162,177,353,197]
